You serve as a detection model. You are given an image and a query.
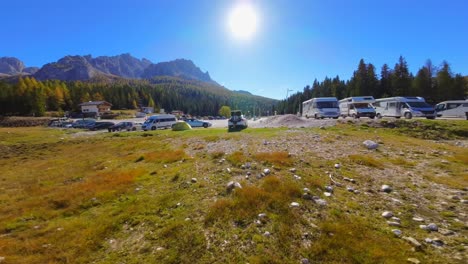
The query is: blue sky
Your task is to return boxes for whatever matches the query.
[2,0,467,99]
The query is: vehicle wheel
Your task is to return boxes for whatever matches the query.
[132,127,137,131]
[305,115,309,119]
[376,113,382,119]
[151,126,156,130]
[203,123,208,128]
[333,117,338,119]
[426,116,435,120]
[352,114,357,119]
[395,116,401,119]
[404,112,412,119]
[314,114,318,119]
[370,116,375,119]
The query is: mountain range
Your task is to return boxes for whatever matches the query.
[0,54,216,84]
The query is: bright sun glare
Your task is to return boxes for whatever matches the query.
[228,2,258,41]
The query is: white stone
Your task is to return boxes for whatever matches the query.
[334,163,341,169]
[381,185,392,193]
[303,188,310,193]
[263,231,271,237]
[289,168,297,173]
[325,186,334,193]
[324,192,332,197]
[407,258,421,264]
[191,178,198,183]
[226,168,231,173]
[290,202,300,208]
[392,229,402,237]
[363,140,379,150]
[258,213,267,219]
[294,175,301,180]
[419,225,427,230]
[263,168,271,175]
[427,223,438,232]
[382,211,394,218]
[412,217,424,222]
[387,221,401,227]
[314,199,328,206]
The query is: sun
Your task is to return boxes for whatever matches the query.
[228,2,258,41]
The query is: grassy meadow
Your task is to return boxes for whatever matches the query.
[0,120,466,263]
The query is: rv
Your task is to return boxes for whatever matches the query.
[435,100,468,119]
[339,96,376,119]
[142,114,177,131]
[302,97,340,119]
[373,97,436,119]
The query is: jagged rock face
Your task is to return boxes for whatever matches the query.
[23,67,39,74]
[90,53,152,78]
[142,59,213,83]
[34,55,101,81]
[0,57,25,74]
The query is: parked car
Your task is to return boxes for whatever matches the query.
[71,119,96,128]
[185,118,212,128]
[88,122,115,131]
[228,110,248,129]
[108,122,138,132]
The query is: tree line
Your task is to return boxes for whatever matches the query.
[0,76,277,117]
[277,56,467,114]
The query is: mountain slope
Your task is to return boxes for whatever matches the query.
[0,57,38,75]
[142,59,214,83]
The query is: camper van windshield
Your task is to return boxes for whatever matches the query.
[407,102,431,108]
[317,101,338,108]
[354,103,372,109]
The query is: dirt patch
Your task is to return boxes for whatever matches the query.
[250,114,337,128]
[0,116,52,127]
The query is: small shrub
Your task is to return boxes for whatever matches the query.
[226,151,249,166]
[135,156,145,162]
[145,149,186,163]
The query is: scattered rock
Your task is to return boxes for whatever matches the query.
[290,202,300,208]
[438,228,455,236]
[363,140,379,150]
[245,162,251,169]
[163,164,168,168]
[302,193,313,200]
[135,187,141,192]
[407,258,420,264]
[325,186,334,193]
[294,175,301,180]
[324,192,332,197]
[334,163,341,169]
[303,188,311,193]
[289,168,297,173]
[427,223,438,232]
[246,171,251,176]
[258,213,267,220]
[431,238,444,247]
[191,178,198,183]
[387,221,401,227]
[240,164,246,169]
[301,258,310,264]
[412,217,424,222]
[263,169,271,175]
[185,217,191,221]
[448,195,460,201]
[353,189,360,194]
[419,225,428,230]
[156,247,165,251]
[226,168,231,173]
[346,186,355,192]
[402,236,422,250]
[263,231,271,237]
[391,217,401,222]
[392,229,402,237]
[381,185,392,193]
[314,199,328,207]
[461,199,468,204]
[382,211,394,218]
[226,181,242,193]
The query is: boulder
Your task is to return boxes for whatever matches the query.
[363,140,379,150]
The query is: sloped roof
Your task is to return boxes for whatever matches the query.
[79,101,112,106]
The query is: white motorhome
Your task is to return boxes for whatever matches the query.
[339,96,376,119]
[435,100,468,119]
[142,114,177,130]
[302,97,340,119]
[373,97,436,119]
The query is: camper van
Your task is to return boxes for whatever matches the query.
[435,100,468,119]
[339,96,376,119]
[142,114,177,131]
[373,97,436,119]
[302,97,340,119]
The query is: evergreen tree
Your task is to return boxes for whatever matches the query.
[391,56,412,96]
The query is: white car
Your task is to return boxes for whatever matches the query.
[185,119,212,128]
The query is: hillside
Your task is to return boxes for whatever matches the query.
[0,120,466,263]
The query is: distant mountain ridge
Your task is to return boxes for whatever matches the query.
[0,54,216,84]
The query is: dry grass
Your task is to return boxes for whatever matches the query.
[254,151,293,167]
[144,149,186,163]
[226,151,249,166]
[348,154,385,169]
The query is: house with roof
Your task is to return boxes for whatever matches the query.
[79,101,112,116]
